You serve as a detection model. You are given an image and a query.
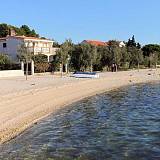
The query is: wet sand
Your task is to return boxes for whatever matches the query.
[0,69,159,144]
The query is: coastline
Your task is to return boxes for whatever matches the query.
[0,69,160,144]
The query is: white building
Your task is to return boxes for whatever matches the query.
[0,35,58,62]
[119,41,126,48]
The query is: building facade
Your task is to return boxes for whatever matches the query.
[0,35,58,62]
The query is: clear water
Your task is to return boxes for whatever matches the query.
[0,83,160,160]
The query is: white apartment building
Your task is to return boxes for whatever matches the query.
[0,35,58,62]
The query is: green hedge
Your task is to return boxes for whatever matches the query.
[0,63,21,70]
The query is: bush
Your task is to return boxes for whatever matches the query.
[0,54,11,65]
[34,62,50,73]
[33,54,50,73]
[0,53,21,70]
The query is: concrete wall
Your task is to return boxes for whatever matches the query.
[0,70,24,78]
[0,40,7,54]
[6,38,22,61]
[0,38,22,62]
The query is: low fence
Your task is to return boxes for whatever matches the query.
[0,70,24,78]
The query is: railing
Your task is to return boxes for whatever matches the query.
[27,47,59,55]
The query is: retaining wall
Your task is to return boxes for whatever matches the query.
[0,70,24,78]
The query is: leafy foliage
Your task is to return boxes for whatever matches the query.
[0,53,11,65]
[69,36,153,71]
[33,54,50,73]
[33,54,48,63]
[142,44,160,67]
[17,44,33,62]
[0,53,20,70]
[34,63,50,73]
[0,23,39,37]
[0,24,10,38]
[55,39,73,74]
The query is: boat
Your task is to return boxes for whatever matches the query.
[72,72,99,78]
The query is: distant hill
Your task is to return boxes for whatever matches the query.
[0,23,39,38]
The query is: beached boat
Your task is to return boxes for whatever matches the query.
[72,72,99,78]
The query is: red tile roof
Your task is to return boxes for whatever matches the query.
[0,38,6,41]
[0,36,53,42]
[83,40,107,46]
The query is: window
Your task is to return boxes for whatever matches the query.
[3,43,7,48]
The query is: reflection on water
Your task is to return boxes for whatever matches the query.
[0,83,160,160]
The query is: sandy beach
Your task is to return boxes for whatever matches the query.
[0,69,159,144]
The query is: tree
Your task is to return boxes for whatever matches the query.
[120,47,130,69]
[142,44,160,68]
[0,23,39,38]
[0,54,14,70]
[80,43,92,71]
[20,25,31,36]
[0,54,11,65]
[108,40,122,71]
[17,44,33,80]
[137,43,141,49]
[99,46,111,71]
[70,44,99,72]
[137,49,143,71]
[52,41,60,47]
[30,29,39,37]
[127,46,143,69]
[0,24,9,38]
[152,51,159,69]
[33,54,49,73]
[90,45,99,72]
[70,44,82,71]
[127,35,137,47]
[51,55,61,71]
[126,36,144,69]
[20,25,39,37]
[34,63,49,73]
[33,54,48,63]
[56,39,73,76]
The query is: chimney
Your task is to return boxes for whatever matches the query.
[9,28,16,36]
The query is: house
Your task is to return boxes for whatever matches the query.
[106,40,126,48]
[0,35,58,62]
[82,40,125,48]
[119,41,126,47]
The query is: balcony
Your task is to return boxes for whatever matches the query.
[27,47,59,56]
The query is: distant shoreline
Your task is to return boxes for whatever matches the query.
[0,69,160,144]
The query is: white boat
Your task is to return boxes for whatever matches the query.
[72,72,99,78]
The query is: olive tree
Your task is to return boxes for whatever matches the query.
[33,54,49,73]
[17,44,33,80]
[56,39,73,76]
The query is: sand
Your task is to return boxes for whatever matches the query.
[0,69,159,144]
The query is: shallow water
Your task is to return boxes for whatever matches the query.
[0,83,160,160]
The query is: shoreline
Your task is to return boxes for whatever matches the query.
[0,69,160,144]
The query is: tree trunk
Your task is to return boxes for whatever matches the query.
[61,63,63,77]
[65,63,68,74]
[115,64,118,72]
[26,61,28,80]
[138,62,140,72]
[90,61,93,72]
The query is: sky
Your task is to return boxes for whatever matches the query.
[0,0,160,45]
